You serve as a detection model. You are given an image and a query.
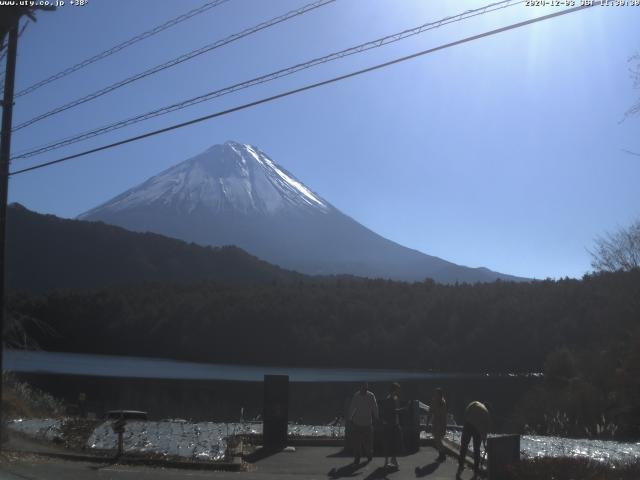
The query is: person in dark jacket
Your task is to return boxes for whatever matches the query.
[381,382,406,469]
[457,401,491,477]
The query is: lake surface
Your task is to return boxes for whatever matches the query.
[4,349,540,424]
[3,350,537,382]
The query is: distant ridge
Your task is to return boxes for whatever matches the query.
[79,141,527,283]
[7,203,303,292]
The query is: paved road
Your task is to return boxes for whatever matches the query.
[0,446,478,480]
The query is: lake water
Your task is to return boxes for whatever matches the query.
[3,349,541,424]
[3,349,538,382]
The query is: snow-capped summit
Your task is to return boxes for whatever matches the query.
[80,141,526,283]
[80,141,329,219]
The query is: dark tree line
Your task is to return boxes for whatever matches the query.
[8,269,640,438]
[10,270,639,373]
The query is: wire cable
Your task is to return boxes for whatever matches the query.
[13,0,230,98]
[12,0,337,131]
[12,0,523,159]
[9,3,598,177]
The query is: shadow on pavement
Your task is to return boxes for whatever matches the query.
[328,460,368,478]
[414,461,440,477]
[364,466,394,479]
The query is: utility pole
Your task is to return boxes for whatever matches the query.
[0,5,54,450]
[0,11,21,450]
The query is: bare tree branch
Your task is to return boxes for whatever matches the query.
[590,219,640,272]
[622,52,640,121]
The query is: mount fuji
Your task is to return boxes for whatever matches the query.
[79,141,524,283]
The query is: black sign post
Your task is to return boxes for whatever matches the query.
[487,434,521,480]
[263,374,289,450]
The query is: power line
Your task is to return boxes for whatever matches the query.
[12,0,337,131]
[12,0,524,160]
[9,2,597,177]
[621,149,640,157]
[13,0,230,99]
[17,19,29,37]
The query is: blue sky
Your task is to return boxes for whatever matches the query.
[6,0,640,279]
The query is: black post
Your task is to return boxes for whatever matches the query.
[487,434,521,480]
[263,374,289,450]
[0,18,19,448]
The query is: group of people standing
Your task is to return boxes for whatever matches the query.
[347,382,490,476]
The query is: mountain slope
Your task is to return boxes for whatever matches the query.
[6,203,302,292]
[79,141,526,283]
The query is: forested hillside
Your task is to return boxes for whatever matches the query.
[12,270,638,371]
[6,204,302,291]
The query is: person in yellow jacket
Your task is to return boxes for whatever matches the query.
[430,388,447,462]
[457,401,490,476]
